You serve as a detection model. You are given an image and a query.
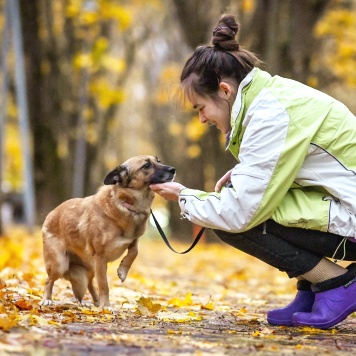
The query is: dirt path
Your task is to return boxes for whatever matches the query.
[1,229,356,355]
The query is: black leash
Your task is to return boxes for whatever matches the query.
[150,209,205,254]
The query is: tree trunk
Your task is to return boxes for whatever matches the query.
[19,0,73,222]
[242,0,331,82]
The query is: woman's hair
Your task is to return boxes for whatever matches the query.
[180,14,261,100]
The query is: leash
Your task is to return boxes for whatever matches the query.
[150,209,205,254]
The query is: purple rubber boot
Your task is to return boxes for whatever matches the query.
[293,263,356,329]
[267,280,315,326]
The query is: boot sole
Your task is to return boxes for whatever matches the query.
[267,317,294,327]
[292,304,356,329]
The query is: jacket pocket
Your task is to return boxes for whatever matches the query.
[272,189,330,232]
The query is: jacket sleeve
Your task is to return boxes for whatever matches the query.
[178,90,312,232]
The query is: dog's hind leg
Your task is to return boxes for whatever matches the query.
[40,276,58,306]
[88,272,99,307]
[40,239,68,306]
[117,239,138,283]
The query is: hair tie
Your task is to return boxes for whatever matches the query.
[213,26,236,36]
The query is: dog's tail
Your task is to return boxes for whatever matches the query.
[64,264,89,304]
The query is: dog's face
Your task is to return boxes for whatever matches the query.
[104,155,175,189]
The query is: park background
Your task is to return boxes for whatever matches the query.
[1,1,356,354]
[1,0,356,237]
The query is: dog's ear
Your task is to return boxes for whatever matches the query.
[103,165,130,186]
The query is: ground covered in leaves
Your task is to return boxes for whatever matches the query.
[1,227,356,355]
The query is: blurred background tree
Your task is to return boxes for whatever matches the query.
[0,0,355,238]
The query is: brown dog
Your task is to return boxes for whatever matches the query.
[40,155,175,309]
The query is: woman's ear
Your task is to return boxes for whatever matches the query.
[219,82,232,99]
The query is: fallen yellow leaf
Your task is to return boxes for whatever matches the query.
[200,301,214,310]
[168,292,193,307]
[136,296,161,316]
[0,279,6,290]
[252,330,260,337]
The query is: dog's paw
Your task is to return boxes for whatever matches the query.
[117,267,128,283]
[100,305,114,313]
[79,300,93,308]
[39,299,54,306]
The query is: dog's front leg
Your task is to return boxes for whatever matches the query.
[117,239,138,282]
[94,255,110,309]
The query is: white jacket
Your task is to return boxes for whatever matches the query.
[178,68,356,238]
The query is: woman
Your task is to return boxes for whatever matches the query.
[150,14,356,329]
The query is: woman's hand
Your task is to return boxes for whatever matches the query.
[215,169,233,192]
[149,182,186,201]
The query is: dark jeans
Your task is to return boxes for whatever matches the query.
[214,219,356,278]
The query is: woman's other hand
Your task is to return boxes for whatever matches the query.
[215,169,233,192]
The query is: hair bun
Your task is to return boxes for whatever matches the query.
[212,14,239,51]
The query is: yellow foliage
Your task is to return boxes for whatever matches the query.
[102,55,126,73]
[135,296,161,316]
[100,2,132,30]
[241,0,255,13]
[0,313,19,332]
[185,116,207,141]
[73,53,93,70]
[252,330,260,337]
[0,226,348,354]
[89,79,125,109]
[81,11,98,26]
[66,1,81,18]
[66,0,132,31]
[8,100,18,118]
[307,76,318,88]
[200,301,214,310]
[315,9,356,87]
[57,135,69,159]
[187,144,201,159]
[4,123,23,190]
[168,122,183,137]
[95,37,109,51]
[154,64,181,105]
[86,123,98,145]
[0,237,23,270]
[168,292,193,307]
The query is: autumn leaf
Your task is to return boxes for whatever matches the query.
[0,279,6,290]
[19,314,52,327]
[168,292,193,307]
[135,296,161,317]
[252,330,260,337]
[200,300,214,311]
[0,226,353,354]
[0,314,19,331]
[158,310,203,323]
[15,299,33,311]
[299,326,338,334]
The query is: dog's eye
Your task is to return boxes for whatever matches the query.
[142,162,151,169]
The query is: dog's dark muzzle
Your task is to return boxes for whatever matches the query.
[150,165,176,184]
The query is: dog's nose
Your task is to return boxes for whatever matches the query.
[169,167,176,174]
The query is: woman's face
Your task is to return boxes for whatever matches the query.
[189,82,234,135]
